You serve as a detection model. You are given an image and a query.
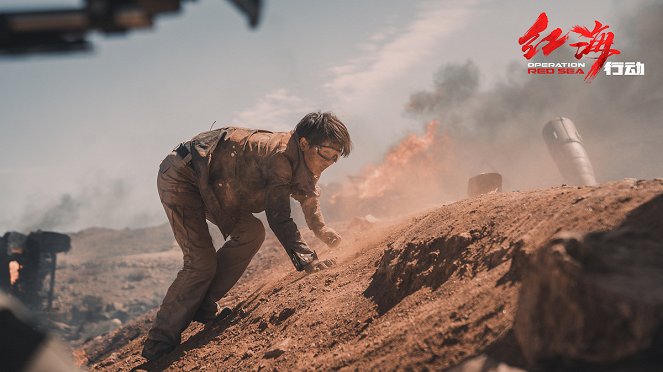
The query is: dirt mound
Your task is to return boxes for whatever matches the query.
[45,221,302,350]
[78,179,663,370]
[365,229,516,314]
[75,309,157,366]
[515,226,663,370]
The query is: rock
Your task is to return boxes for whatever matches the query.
[112,309,130,322]
[263,348,285,359]
[263,338,292,359]
[514,230,663,367]
[269,307,295,325]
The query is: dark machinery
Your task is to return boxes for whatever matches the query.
[0,0,262,56]
[1,231,71,311]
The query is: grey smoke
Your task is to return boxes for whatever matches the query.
[407,61,480,116]
[25,194,81,231]
[405,2,663,196]
[15,179,164,233]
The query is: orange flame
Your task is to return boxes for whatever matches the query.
[321,119,455,220]
[357,120,447,199]
[9,261,20,286]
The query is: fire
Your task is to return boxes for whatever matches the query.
[9,261,20,286]
[321,119,455,220]
[356,120,449,199]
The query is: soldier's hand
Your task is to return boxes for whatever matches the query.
[317,226,342,248]
[304,258,336,274]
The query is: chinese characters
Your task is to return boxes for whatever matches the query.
[519,12,622,82]
[604,62,644,76]
[518,12,568,60]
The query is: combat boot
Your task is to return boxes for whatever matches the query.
[192,301,232,324]
[141,339,175,361]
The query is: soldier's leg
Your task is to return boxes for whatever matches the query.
[146,153,217,348]
[147,203,217,346]
[204,212,266,303]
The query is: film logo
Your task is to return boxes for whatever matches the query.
[528,62,585,75]
[518,12,645,82]
[604,62,644,76]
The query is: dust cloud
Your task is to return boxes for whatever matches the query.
[12,178,164,233]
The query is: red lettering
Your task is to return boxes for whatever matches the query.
[518,13,568,59]
[570,21,621,81]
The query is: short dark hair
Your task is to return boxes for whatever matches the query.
[294,112,352,157]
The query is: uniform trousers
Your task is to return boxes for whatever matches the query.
[147,153,265,346]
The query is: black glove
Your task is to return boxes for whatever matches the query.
[304,258,336,273]
[317,226,342,248]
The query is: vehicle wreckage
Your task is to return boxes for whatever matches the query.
[0,230,71,311]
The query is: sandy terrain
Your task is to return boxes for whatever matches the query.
[59,178,663,371]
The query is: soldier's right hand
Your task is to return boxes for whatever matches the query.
[317,226,342,248]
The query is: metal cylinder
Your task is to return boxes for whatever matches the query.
[467,172,503,197]
[542,117,597,186]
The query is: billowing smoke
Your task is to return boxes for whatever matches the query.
[323,3,663,221]
[13,178,164,233]
[405,2,663,193]
[25,194,81,231]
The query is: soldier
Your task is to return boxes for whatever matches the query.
[142,112,352,360]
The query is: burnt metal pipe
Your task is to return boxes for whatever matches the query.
[542,117,597,186]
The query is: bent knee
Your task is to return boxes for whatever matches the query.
[242,216,266,244]
[184,251,217,279]
[253,219,266,243]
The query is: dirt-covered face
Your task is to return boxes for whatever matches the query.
[299,137,342,177]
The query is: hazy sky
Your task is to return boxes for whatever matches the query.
[0,0,656,232]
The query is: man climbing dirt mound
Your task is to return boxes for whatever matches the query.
[143,112,352,361]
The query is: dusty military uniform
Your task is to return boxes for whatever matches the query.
[149,127,328,346]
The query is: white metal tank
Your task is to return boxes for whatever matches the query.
[542,117,597,186]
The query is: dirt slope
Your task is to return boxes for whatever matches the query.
[79,178,663,371]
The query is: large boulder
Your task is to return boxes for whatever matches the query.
[514,229,663,368]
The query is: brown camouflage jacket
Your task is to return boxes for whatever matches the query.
[188,127,326,269]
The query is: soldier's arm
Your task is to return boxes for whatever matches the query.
[297,194,325,233]
[265,155,317,271]
[295,194,341,247]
